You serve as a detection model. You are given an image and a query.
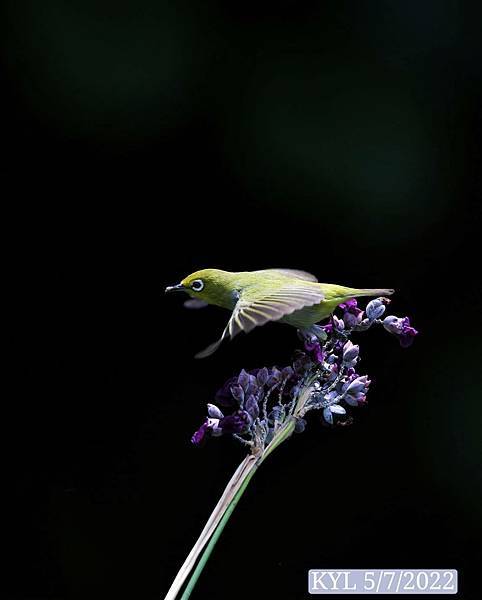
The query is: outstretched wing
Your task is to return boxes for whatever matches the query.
[195,282,324,359]
[184,299,209,309]
[254,268,318,282]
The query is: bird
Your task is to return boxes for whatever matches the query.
[165,268,394,359]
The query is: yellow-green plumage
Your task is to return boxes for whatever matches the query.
[166,268,393,358]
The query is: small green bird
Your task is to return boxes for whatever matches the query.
[165,268,394,358]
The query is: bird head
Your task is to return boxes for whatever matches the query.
[165,269,236,308]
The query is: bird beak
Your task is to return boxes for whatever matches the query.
[165,283,185,293]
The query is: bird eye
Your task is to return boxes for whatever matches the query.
[191,279,204,292]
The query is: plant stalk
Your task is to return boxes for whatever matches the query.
[164,417,296,600]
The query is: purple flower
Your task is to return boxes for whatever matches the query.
[345,367,356,378]
[207,418,223,437]
[191,421,211,446]
[342,340,359,363]
[191,418,223,446]
[323,404,346,424]
[256,367,269,387]
[245,394,259,419]
[344,375,371,396]
[383,316,418,347]
[191,297,417,447]
[339,299,363,329]
[399,325,418,347]
[366,298,387,321]
[294,418,306,433]
[356,318,372,331]
[304,337,325,363]
[320,322,333,334]
[339,298,362,315]
[230,384,245,404]
[308,324,328,341]
[214,376,238,407]
[345,392,366,407]
[267,367,282,387]
[268,406,282,423]
[382,315,401,333]
[327,362,339,382]
[293,354,312,374]
[207,404,224,419]
[238,369,250,390]
[333,315,345,331]
[323,390,339,403]
[219,410,251,434]
[281,366,294,380]
[344,311,362,329]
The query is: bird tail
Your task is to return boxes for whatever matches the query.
[351,288,395,298]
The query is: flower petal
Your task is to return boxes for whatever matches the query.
[207,403,224,419]
[323,407,334,424]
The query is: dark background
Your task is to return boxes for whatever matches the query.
[4,1,481,599]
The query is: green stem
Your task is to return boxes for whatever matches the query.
[180,463,258,600]
[178,417,296,600]
[164,455,257,600]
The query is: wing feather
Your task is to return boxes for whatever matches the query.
[195,328,229,359]
[183,299,209,309]
[255,268,318,282]
[194,280,325,359]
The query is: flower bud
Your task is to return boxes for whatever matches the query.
[244,376,259,397]
[206,417,223,437]
[356,318,372,331]
[245,394,259,419]
[345,392,367,406]
[219,410,251,434]
[382,315,402,334]
[256,367,269,387]
[294,418,306,433]
[310,324,328,341]
[343,312,359,329]
[282,366,294,380]
[323,407,334,424]
[321,322,333,334]
[342,340,359,363]
[238,369,250,390]
[269,406,282,421]
[327,362,339,382]
[346,375,370,395]
[191,421,210,446]
[366,298,386,320]
[230,384,245,404]
[383,315,418,347]
[290,383,301,398]
[323,390,338,403]
[267,367,282,386]
[207,403,224,419]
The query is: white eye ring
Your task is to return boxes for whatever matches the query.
[191,279,204,292]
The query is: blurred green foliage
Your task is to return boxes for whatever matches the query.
[4,0,476,245]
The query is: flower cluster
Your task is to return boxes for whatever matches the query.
[191,365,297,446]
[192,298,418,449]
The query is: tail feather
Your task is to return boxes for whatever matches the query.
[353,288,394,298]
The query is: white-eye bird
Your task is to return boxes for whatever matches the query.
[165,268,394,358]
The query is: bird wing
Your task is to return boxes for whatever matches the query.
[184,299,209,309]
[254,268,318,282]
[194,282,324,359]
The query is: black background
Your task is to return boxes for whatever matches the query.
[4,2,481,599]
